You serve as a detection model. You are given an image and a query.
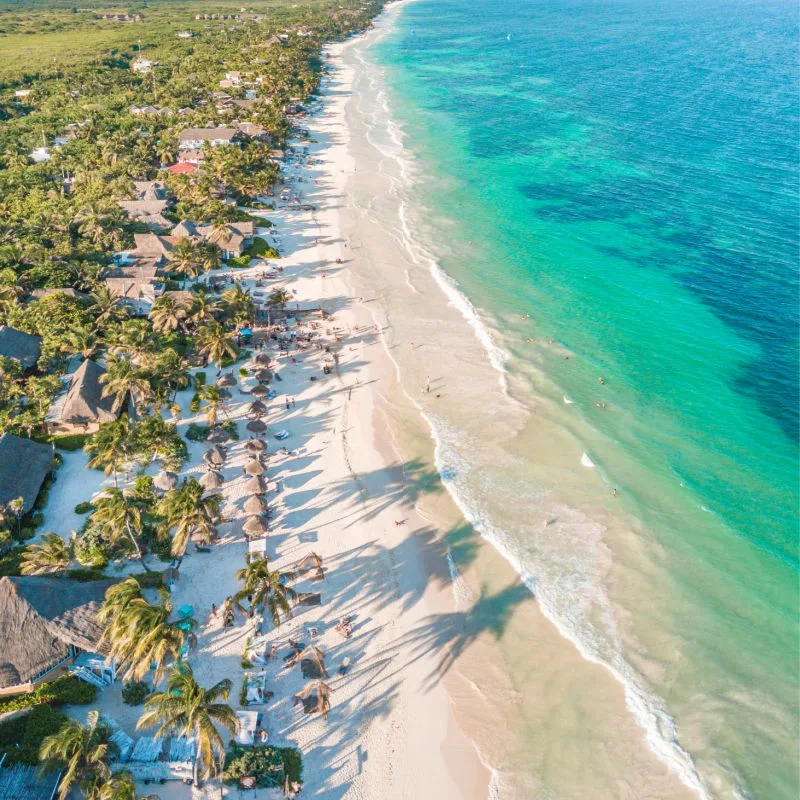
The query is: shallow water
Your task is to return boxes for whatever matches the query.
[339,0,799,796]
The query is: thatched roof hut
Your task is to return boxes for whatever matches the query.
[0,325,41,370]
[199,470,224,490]
[254,353,270,366]
[207,427,230,443]
[0,433,53,515]
[246,419,267,434]
[248,399,267,417]
[217,373,236,388]
[0,575,115,690]
[47,359,119,435]
[244,475,267,494]
[254,369,272,383]
[245,438,266,453]
[249,384,269,398]
[243,494,269,515]
[153,470,179,491]
[203,445,226,466]
[243,515,267,535]
[243,459,265,476]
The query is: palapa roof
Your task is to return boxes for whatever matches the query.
[248,399,267,415]
[249,384,269,398]
[118,198,169,219]
[0,433,52,515]
[244,475,267,494]
[203,444,226,465]
[244,459,265,476]
[217,373,236,387]
[131,232,174,258]
[0,325,41,369]
[245,438,266,452]
[246,419,267,433]
[0,762,62,800]
[30,287,88,301]
[243,494,268,514]
[0,575,115,688]
[178,126,238,143]
[171,220,198,239]
[54,359,119,427]
[153,470,179,491]
[242,515,267,534]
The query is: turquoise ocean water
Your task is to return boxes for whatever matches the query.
[367,0,799,796]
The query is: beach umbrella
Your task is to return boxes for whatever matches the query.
[243,515,268,535]
[153,470,179,492]
[245,438,266,453]
[246,419,267,434]
[248,400,267,417]
[297,645,327,677]
[244,475,268,494]
[244,459,266,476]
[203,446,226,467]
[207,427,230,444]
[255,369,272,383]
[255,353,271,366]
[199,470,224,490]
[243,494,269,515]
[218,387,232,399]
[217,373,236,388]
[249,384,269,398]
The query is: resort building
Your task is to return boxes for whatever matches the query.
[196,221,254,259]
[177,126,239,150]
[0,326,41,371]
[0,576,115,695]
[46,359,120,436]
[0,433,53,517]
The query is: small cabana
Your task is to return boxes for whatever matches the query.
[244,459,265,476]
[244,475,267,495]
[199,470,223,491]
[153,470,179,492]
[244,494,269,515]
[243,516,268,536]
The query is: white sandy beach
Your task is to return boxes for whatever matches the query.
[48,35,490,800]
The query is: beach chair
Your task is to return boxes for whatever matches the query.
[338,657,351,676]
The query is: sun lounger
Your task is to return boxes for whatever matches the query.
[339,657,351,676]
[274,430,289,440]
[296,592,321,607]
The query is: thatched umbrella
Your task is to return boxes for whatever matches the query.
[298,645,328,678]
[153,470,179,492]
[243,494,269,515]
[255,353,270,366]
[244,475,268,494]
[249,384,269,398]
[203,445,226,466]
[218,387,232,400]
[295,680,331,714]
[243,515,268,536]
[199,470,224,490]
[248,400,267,417]
[217,373,236,388]
[244,459,266,476]
[246,419,267,434]
[255,369,273,383]
[245,438,266,453]
[207,427,229,444]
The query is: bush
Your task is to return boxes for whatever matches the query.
[239,367,248,377]
[194,372,207,388]
[132,571,164,589]
[122,680,150,706]
[29,512,44,529]
[74,526,111,567]
[189,393,201,413]
[228,255,251,269]
[0,704,68,765]
[66,567,106,582]
[223,743,301,788]
[0,547,24,576]
[246,238,279,260]
[53,433,88,451]
[74,501,93,514]
[222,420,240,441]
[0,676,97,714]
[186,423,211,441]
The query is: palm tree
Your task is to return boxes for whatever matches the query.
[196,320,236,367]
[89,285,125,327]
[98,579,197,684]
[39,710,117,800]
[137,664,238,787]
[21,532,72,575]
[84,418,133,488]
[156,477,222,556]
[90,488,146,566]
[109,320,159,366]
[66,325,102,360]
[149,350,190,406]
[198,384,227,426]
[169,238,201,283]
[149,293,186,333]
[266,287,291,311]
[197,242,221,278]
[221,282,255,326]
[94,771,138,800]
[185,292,218,330]
[234,555,297,627]
[100,354,150,412]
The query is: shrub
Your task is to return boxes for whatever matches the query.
[53,433,88,451]
[189,393,201,413]
[228,255,251,269]
[74,527,111,567]
[0,676,97,714]
[132,571,164,589]
[0,704,68,765]
[246,238,279,260]
[186,423,211,441]
[0,547,24,576]
[122,680,150,706]
[74,501,93,514]
[222,420,240,441]
[29,512,44,529]
[194,372,207,388]
[66,567,106,582]
[223,743,301,788]
[239,367,248,377]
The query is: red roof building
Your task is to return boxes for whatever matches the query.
[165,161,198,175]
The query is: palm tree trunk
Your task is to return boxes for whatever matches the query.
[125,520,150,572]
